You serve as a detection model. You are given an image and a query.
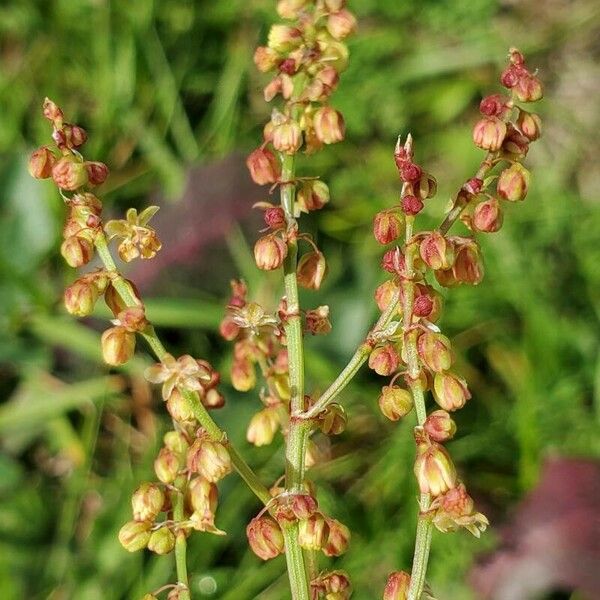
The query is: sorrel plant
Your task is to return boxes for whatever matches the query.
[29,1,543,598]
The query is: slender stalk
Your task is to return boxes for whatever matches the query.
[95,233,272,507]
[279,151,311,600]
[173,476,191,600]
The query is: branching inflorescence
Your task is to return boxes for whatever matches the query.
[29,0,543,598]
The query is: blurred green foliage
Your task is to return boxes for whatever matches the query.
[1,0,599,599]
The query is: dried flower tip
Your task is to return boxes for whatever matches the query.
[187,439,232,483]
[247,147,281,185]
[373,210,404,245]
[472,116,507,152]
[424,410,457,442]
[254,234,288,271]
[378,386,413,421]
[433,371,471,411]
[305,304,332,335]
[118,520,152,552]
[154,447,181,484]
[131,483,165,522]
[101,326,135,366]
[368,344,401,377]
[52,156,89,191]
[297,250,327,290]
[147,526,175,555]
[497,163,530,202]
[414,437,457,496]
[297,180,330,212]
[383,571,411,600]
[323,517,351,557]
[247,408,280,446]
[416,331,453,373]
[313,107,345,145]
[327,9,357,40]
[299,512,330,551]
[516,110,542,141]
[28,147,56,179]
[247,515,285,560]
[473,198,503,233]
[319,402,347,435]
[401,194,424,216]
[43,97,64,125]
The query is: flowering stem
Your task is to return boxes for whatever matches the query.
[94,233,272,508]
[279,151,311,600]
[173,476,191,600]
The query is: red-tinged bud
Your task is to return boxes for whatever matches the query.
[398,162,423,184]
[516,110,542,141]
[317,66,339,91]
[323,518,350,557]
[297,180,330,212]
[166,388,195,422]
[279,58,297,75]
[219,316,240,341]
[414,284,443,322]
[117,306,148,332]
[502,125,529,157]
[253,46,280,73]
[147,527,175,555]
[464,177,484,196]
[374,280,399,312]
[433,371,471,411]
[479,94,510,117]
[373,210,404,245]
[131,483,165,522]
[497,163,530,202]
[272,119,303,154]
[514,73,543,103]
[416,331,453,373]
[64,278,99,316]
[101,326,135,366]
[85,161,109,186]
[164,431,189,456]
[473,198,503,233]
[452,239,484,285]
[264,206,286,229]
[313,107,345,145]
[43,97,63,124]
[28,147,56,179]
[414,437,457,496]
[247,408,280,446]
[297,251,327,290]
[277,0,309,18]
[187,439,232,483]
[401,194,423,216]
[188,477,218,516]
[154,447,181,483]
[305,304,332,335]
[118,520,151,552]
[66,124,87,148]
[424,409,457,442]
[419,232,454,271]
[312,570,352,598]
[203,388,225,409]
[319,402,347,435]
[254,234,288,271]
[292,493,318,520]
[246,147,280,185]
[268,24,302,53]
[413,172,437,200]
[299,512,330,551]
[381,247,406,276]
[383,571,411,600]
[378,386,413,421]
[413,294,433,318]
[52,156,88,190]
[231,357,256,391]
[472,116,507,152]
[327,9,357,40]
[500,63,522,88]
[247,515,285,560]
[368,344,401,376]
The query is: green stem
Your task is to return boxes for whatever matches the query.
[278,151,311,600]
[173,477,191,600]
[400,215,433,600]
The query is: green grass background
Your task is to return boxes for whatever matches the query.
[0,0,599,598]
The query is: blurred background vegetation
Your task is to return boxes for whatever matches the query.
[1,0,599,599]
